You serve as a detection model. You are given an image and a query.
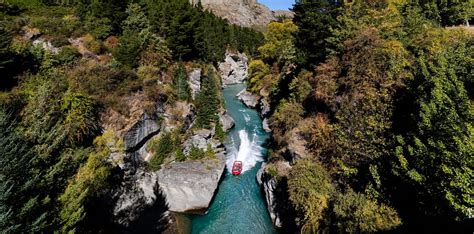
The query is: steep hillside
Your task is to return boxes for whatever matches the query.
[191,0,293,27]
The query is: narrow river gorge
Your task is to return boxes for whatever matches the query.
[189,84,276,233]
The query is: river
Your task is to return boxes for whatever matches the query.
[189,84,277,233]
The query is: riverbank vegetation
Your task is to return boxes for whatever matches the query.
[252,0,472,233]
[0,0,262,232]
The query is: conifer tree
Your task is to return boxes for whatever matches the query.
[195,70,220,129]
[293,0,339,68]
[172,63,191,101]
[0,27,11,70]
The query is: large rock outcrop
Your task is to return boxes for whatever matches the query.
[219,52,248,85]
[157,152,226,213]
[237,89,259,108]
[110,99,226,229]
[257,162,295,230]
[220,112,235,132]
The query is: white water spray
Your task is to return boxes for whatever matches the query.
[227,130,263,174]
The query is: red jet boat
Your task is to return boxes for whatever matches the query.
[232,161,243,176]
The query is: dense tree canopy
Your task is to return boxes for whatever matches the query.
[254,0,474,232]
[293,0,340,68]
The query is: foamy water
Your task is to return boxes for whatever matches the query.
[226,130,264,174]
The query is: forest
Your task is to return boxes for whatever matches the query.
[0,0,473,233]
[0,0,261,232]
[250,0,473,233]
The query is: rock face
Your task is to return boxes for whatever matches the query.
[124,113,162,152]
[259,97,271,117]
[188,69,202,99]
[262,118,271,133]
[157,152,226,212]
[273,10,295,20]
[219,52,248,85]
[257,162,294,229]
[257,165,282,228]
[191,0,277,27]
[220,112,235,132]
[111,99,227,229]
[237,89,259,108]
[112,169,160,225]
[285,128,310,162]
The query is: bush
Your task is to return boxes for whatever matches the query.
[175,149,186,162]
[270,101,304,138]
[215,122,226,142]
[56,46,80,64]
[51,36,70,47]
[148,132,175,171]
[82,34,103,54]
[188,145,206,160]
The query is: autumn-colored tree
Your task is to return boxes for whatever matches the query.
[258,20,298,64]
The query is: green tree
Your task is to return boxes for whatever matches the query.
[77,0,127,32]
[0,110,47,233]
[172,63,191,101]
[409,0,473,26]
[288,160,334,233]
[114,3,150,68]
[0,27,12,70]
[149,132,175,170]
[60,91,99,145]
[59,132,114,232]
[392,51,473,219]
[247,59,271,93]
[195,70,220,129]
[258,20,298,64]
[332,190,401,232]
[293,0,340,68]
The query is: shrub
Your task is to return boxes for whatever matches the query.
[188,145,206,160]
[215,122,226,142]
[270,101,304,137]
[56,46,80,64]
[266,164,279,178]
[148,132,175,171]
[51,36,70,47]
[175,149,186,162]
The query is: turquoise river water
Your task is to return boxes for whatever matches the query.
[189,84,277,234]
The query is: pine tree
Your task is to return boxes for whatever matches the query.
[195,70,220,129]
[0,110,47,232]
[172,63,191,101]
[0,27,11,70]
[113,3,150,68]
[293,0,339,68]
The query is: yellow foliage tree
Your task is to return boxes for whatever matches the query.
[258,20,298,64]
[58,131,121,232]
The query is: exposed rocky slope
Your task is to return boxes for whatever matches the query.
[190,0,292,27]
[219,51,248,85]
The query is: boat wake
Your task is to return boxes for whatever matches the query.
[226,130,263,174]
